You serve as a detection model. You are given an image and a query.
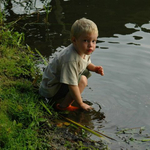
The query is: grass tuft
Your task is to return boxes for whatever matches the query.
[0,12,54,149]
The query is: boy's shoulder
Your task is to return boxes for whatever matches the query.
[59,44,79,61]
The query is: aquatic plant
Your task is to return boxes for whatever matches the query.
[43,5,52,23]
[116,126,150,148]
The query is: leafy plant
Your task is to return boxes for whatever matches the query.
[43,5,52,23]
[0,28,24,47]
[116,126,150,146]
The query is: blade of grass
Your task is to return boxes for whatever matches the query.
[40,101,52,116]
[141,138,150,142]
[92,128,117,141]
[60,115,116,141]
[35,48,48,66]
[39,102,116,141]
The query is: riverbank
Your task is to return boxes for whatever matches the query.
[0,12,108,150]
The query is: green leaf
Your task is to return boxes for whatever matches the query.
[141,138,150,142]
[40,101,52,115]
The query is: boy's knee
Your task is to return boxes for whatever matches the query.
[80,75,88,86]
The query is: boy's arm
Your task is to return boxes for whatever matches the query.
[87,63,104,76]
[68,85,92,111]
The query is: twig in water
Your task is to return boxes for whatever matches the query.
[60,115,117,142]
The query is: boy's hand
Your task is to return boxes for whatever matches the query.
[95,66,104,76]
[80,102,93,111]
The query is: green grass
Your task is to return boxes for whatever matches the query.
[0,50,49,149]
[0,12,53,149]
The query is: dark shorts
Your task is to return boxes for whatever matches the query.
[52,69,91,100]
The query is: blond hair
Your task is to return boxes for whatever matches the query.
[70,18,98,39]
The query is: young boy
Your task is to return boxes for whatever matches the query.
[39,18,104,111]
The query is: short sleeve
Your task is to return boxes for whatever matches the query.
[86,55,91,65]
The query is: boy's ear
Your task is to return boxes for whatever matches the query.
[71,37,76,43]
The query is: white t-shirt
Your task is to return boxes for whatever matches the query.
[39,44,91,98]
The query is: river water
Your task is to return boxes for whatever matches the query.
[2,0,150,149]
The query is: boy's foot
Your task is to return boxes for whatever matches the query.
[56,104,80,111]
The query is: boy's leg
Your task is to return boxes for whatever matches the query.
[59,75,87,108]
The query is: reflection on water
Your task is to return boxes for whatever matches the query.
[2,0,150,149]
[66,104,105,129]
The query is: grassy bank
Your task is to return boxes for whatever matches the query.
[0,12,52,149]
[0,12,108,150]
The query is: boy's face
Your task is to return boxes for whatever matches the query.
[72,32,98,58]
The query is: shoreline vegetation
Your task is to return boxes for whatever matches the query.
[0,12,108,149]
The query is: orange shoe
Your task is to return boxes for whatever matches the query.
[56,104,80,111]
